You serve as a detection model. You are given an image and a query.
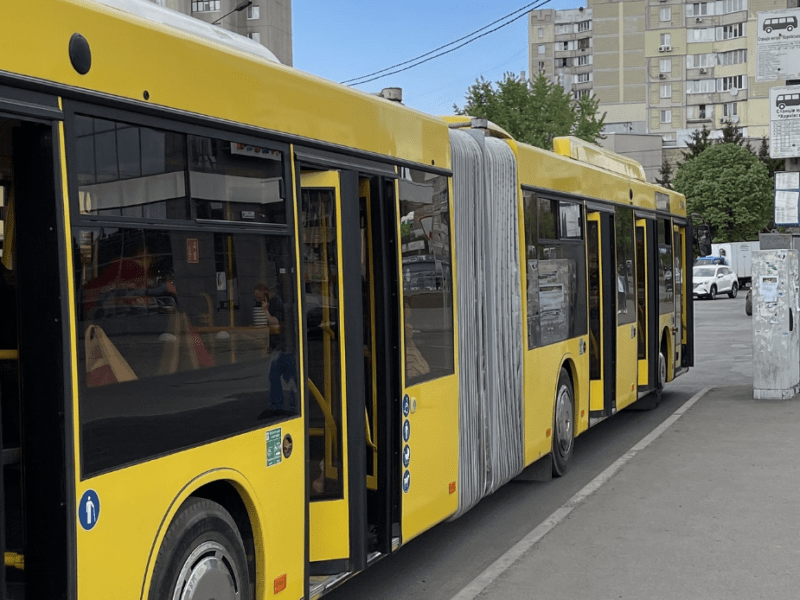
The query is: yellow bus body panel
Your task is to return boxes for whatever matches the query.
[2,1,449,170]
[615,323,639,411]
[74,423,306,600]
[400,375,460,542]
[524,339,590,466]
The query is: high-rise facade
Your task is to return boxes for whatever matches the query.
[529,0,797,150]
[149,0,292,66]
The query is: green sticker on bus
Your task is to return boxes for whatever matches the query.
[266,428,282,466]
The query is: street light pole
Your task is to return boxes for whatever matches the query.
[211,0,253,25]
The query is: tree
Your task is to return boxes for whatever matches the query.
[655,158,674,189]
[454,73,605,149]
[756,136,784,179]
[681,125,713,161]
[717,121,748,148]
[674,143,772,242]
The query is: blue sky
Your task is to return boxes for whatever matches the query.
[292,0,578,116]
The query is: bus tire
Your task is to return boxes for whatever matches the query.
[552,368,574,477]
[148,497,251,600]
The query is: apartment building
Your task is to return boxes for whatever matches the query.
[531,8,595,99]
[529,0,797,150]
[149,0,292,65]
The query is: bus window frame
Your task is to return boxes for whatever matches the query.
[63,101,294,232]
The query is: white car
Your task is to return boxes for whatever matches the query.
[693,264,739,299]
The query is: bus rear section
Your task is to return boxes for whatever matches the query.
[1,99,72,599]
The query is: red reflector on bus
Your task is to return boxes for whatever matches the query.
[546,428,551,437]
[449,481,456,494]
[274,574,287,593]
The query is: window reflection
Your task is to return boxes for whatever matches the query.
[189,136,285,224]
[658,219,674,314]
[75,115,188,219]
[615,207,636,325]
[75,227,298,476]
[399,169,454,384]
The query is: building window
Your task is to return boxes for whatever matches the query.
[539,44,546,55]
[686,2,712,17]
[563,41,569,51]
[660,33,672,46]
[538,27,545,38]
[660,58,672,73]
[577,72,590,83]
[686,79,716,94]
[192,1,220,12]
[578,20,591,32]
[578,38,590,50]
[555,23,573,35]
[660,7,671,21]
[577,54,590,66]
[719,0,746,15]
[660,84,672,99]
[717,49,746,66]
[718,74,746,91]
[660,110,672,124]
[247,4,260,19]
[155,0,166,5]
[560,57,572,67]
[688,27,716,42]
[689,104,709,119]
[248,32,261,43]
[575,89,591,99]
[687,53,715,68]
[538,61,545,72]
[724,102,738,117]
[719,23,745,40]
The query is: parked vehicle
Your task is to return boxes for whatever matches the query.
[699,242,759,288]
[693,264,739,299]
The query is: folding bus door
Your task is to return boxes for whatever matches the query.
[586,208,616,419]
[301,170,367,576]
[635,217,660,394]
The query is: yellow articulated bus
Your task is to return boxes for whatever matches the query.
[0,1,692,598]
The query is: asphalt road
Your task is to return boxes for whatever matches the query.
[325,294,749,600]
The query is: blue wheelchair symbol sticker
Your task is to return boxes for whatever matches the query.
[402,394,410,417]
[79,489,100,531]
[403,444,411,467]
[403,419,410,442]
[402,470,411,493]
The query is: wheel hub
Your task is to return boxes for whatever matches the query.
[174,541,241,600]
[555,386,573,453]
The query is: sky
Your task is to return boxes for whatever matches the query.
[292,0,578,117]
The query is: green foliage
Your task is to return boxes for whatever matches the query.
[756,136,785,179]
[681,125,713,161]
[718,122,748,148]
[674,143,772,243]
[454,73,605,149]
[655,158,673,190]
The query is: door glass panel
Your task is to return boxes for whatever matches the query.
[398,169,454,384]
[587,218,601,380]
[360,180,378,489]
[636,225,647,359]
[658,219,674,314]
[615,208,636,325]
[301,186,343,500]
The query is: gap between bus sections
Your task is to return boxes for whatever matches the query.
[449,387,711,600]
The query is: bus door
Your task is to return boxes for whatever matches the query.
[586,209,616,417]
[1,103,71,598]
[301,170,367,575]
[635,217,660,392]
[673,223,686,374]
[300,167,397,578]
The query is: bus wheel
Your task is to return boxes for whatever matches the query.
[658,343,667,391]
[552,368,574,477]
[149,497,251,600]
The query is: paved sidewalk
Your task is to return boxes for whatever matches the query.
[477,385,800,600]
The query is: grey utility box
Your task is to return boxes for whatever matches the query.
[752,249,800,399]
